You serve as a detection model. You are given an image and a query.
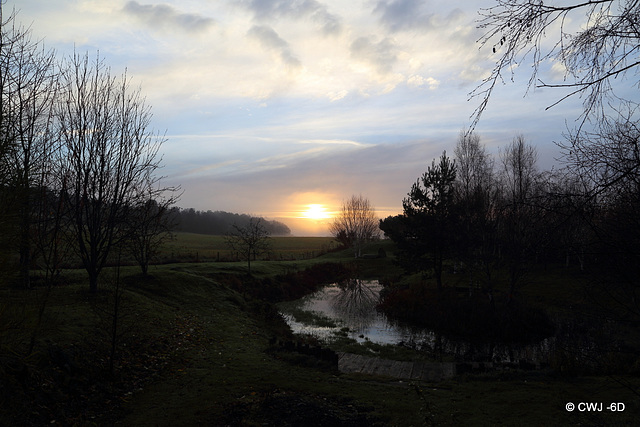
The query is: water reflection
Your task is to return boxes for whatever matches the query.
[281,280,410,344]
[280,280,557,366]
[331,278,379,332]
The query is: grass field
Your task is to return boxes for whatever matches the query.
[159,232,339,262]
[1,235,639,425]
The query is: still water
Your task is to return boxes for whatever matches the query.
[280,279,416,344]
[279,279,554,364]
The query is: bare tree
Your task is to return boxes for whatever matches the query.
[0,6,19,283]
[563,119,640,319]
[455,130,493,200]
[543,170,593,271]
[225,217,271,274]
[472,0,640,129]
[562,114,640,202]
[475,1,640,200]
[57,52,169,293]
[0,6,58,288]
[127,194,178,277]
[329,195,380,258]
[500,135,539,206]
[454,130,498,288]
[498,135,544,298]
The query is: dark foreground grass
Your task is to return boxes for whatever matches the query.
[119,265,640,426]
[121,267,640,426]
[2,255,639,426]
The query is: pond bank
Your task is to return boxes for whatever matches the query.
[280,280,556,367]
[337,352,544,381]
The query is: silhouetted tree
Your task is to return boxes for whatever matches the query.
[454,130,498,288]
[563,120,640,321]
[127,195,178,276]
[329,195,380,258]
[541,171,594,270]
[473,1,640,323]
[455,130,493,201]
[497,135,545,298]
[225,217,271,274]
[0,6,58,288]
[90,249,135,376]
[0,6,19,285]
[382,152,458,290]
[57,52,169,293]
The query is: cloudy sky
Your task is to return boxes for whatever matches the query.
[5,0,598,235]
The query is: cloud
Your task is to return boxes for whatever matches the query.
[10,0,614,236]
[298,139,366,147]
[175,138,444,224]
[374,0,426,31]
[374,0,465,33]
[548,59,568,81]
[407,75,439,90]
[122,1,215,33]
[327,90,348,101]
[241,0,342,35]
[350,36,398,74]
[247,25,302,68]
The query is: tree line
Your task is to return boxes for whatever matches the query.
[374,0,640,327]
[380,129,639,322]
[0,7,177,292]
[170,208,291,236]
[464,0,639,321]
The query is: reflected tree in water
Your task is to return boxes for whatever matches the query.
[331,279,379,332]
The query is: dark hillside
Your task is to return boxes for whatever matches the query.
[171,208,291,236]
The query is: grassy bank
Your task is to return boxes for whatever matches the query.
[1,237,639,425]
[0,262,426,425]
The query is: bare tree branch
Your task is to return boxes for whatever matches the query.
[57,51,171,292]
[225,217,271,274]
[471,0,640,130]
[329,195,380,258]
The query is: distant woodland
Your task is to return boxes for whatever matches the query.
[170,208,291,236]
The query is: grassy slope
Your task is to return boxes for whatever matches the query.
[2,238,639,425]
[116,264,427,426]
[121,262,639,426]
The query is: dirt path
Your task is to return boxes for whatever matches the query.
[337,352,456,381]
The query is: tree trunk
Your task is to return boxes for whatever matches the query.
[19,196,31,289]
[88,269,99,293]
[434,250,444,291]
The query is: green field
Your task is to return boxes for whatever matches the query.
[1,235,639,425]
[159,232,339,262]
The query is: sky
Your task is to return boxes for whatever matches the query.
[4,0,604,235]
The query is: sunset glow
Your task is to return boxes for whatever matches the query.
[7,0,615,237]
[302,204,331,220]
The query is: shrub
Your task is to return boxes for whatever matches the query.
[378,286,555,344]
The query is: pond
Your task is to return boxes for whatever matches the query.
[278,279,556,365]
[280,279,422,344]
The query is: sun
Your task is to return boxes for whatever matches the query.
[302,204,330,220]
